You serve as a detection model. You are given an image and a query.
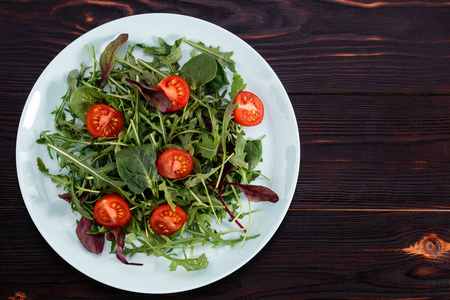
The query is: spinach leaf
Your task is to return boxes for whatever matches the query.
[205,60,229,93]
[245,139,263,170]
[181,53,217,90]
[69,86,104,122]
[116,144,160,194]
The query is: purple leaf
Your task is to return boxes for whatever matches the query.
[58,193,72,203]
[125,78,171,112]
[106,227,143,266]
[98,33,128,87]
[76,217,105,254]
[58,190,90,204]
[221,182,279,203]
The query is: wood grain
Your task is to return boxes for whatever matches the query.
[0,0,449,93]
[4,209,450,298]
[2,0,450,298]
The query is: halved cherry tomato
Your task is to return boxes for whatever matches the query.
[94,194,130,228]
[155,75,190,112]
[233,91,264,126]
[86,104,123,138]
[157,149,193,179]
[150,204,187,235]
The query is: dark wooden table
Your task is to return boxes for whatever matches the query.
[2,1,450,299]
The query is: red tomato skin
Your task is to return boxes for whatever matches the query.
[93,194,131,228]
[155,76,190,112]
[86,104,123,138]
[232,91,264,126]
[157,149,193,179]
[150,204,187,235]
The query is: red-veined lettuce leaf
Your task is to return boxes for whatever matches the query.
[98,33,128,87]
[75,217,105,254]
[106,227,143,266]
[125,78,171,112]
[221,182,279,203]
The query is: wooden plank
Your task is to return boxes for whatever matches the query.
[0,1,449,93]
[1,92,27,202]
[3,208,450,298]
[295,94,450,209]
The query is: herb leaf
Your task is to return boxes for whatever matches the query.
[98,33,128,87]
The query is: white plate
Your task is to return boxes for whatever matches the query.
[16,13,300,294]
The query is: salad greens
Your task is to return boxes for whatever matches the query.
[36,34,278,271]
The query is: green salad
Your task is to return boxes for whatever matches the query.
[37,34,278,271]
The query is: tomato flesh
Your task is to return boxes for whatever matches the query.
[94,194,130,228]
[86,104,123,138]
[156,75,190,112]
[157,149,193,179]
[233,91,264,126]
[150,204,187,235]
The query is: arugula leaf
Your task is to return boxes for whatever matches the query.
[184,165,222,188]
[229,72,247,100]
[42,136,126,195]
[229,133,248,169]
[144,37,184,70]
[193,134,218,160]
[184,39,236,72]
[98,33,128,87]
[115,144,160,195]
[37,157,71,189]
[167,253,209,271]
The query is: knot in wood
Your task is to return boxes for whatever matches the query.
[422,236,442,258]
